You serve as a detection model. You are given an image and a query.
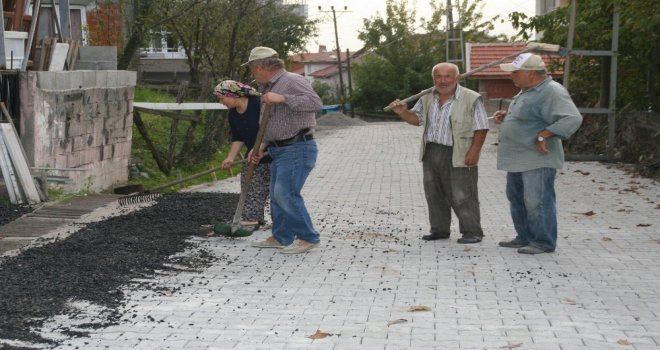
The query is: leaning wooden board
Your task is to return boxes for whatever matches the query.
[0,123,41,204]
[0,132,20,203]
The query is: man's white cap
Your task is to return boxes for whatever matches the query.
[241,46,279,66]
[499,53,546,71]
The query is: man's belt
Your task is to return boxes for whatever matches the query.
[271,129,314,147]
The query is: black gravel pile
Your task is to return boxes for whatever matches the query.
[0,203,33,226]
[0,192,237,348]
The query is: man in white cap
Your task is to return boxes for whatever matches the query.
[493,53,582,254]
[243,46,323,254]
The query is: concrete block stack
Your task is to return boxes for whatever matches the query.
[19,70,137,193]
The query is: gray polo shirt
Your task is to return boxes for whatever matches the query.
[497,78,583,172]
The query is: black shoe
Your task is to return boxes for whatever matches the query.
[498,239,527,248]
[422,233,450,241]
[517,246,554,254]
[457,235,482,244]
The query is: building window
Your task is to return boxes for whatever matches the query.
[141,27,186,58]
[32,5,87,44]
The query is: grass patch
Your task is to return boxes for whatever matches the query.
[129,86,241,192]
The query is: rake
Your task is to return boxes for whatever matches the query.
[116,159,244,206]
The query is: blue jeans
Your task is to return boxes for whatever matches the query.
[506,168,557,251]
[267,139,319,245]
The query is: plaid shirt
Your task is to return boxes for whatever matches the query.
[260,70,322,142]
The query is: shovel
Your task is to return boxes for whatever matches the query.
[211,103,272,237]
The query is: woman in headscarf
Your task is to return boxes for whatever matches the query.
[212,80,272,235]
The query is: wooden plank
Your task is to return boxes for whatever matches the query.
[133,102,228,110]
[1,102,31,171]
[133,106,200,122]
[67,39,79,70]
[0,0,6,69]
[133,107,199,122]
[0,124,41,204]
[48,42,69,71]
[21,0,41,71]
[0,133,21,204]
[38,37,52,71]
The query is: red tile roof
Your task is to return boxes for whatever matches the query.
[309,65,337,78]
[467,43,563,78]
[288,50,357,77]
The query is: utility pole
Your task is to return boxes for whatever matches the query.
[346,48,354,117]
[445,0,465,70]
[319,5,350,104]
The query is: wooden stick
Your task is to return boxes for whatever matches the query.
[382,42,563,111]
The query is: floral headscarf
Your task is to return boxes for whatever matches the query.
[213,80,261,98]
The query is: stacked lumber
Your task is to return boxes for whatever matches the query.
[0,103,42,204]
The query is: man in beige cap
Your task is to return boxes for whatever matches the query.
[243,46,323,254]
[493,53,582,254]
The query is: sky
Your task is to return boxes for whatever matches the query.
[303,0,536,53]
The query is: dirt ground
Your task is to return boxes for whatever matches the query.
[0,203,33,226]
[0,192,237,348]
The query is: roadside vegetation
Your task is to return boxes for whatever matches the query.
[121,0,656,180]
[128,87,239,192]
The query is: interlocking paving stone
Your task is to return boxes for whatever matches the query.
[3,122,659,349]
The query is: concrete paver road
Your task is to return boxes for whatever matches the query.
[45,121,660,349]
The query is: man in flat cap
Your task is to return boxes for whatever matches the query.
[493,53,582,254]
[243,46,323,254]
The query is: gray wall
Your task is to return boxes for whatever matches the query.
[19,70,136,193]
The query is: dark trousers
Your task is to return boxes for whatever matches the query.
[422,143,483,237]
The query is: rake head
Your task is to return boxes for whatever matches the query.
[117,192,162,206]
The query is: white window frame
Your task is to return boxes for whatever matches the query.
[26,3,88,45]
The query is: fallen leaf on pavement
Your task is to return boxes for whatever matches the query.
[387,318,408,327]
[307,330,333,339]
[608,226,620,230]
[602,236,612,241]
[637,223,651,227]
[500,343,523,349]
[408,305,432,312]
[574,170,590,175]
[617,339,631,345]
[577,210,596,216]
[464,246,472,252]
[565,298,577,305]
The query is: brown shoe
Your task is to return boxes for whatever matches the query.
[279,240,319,254]
[251,236,286,248]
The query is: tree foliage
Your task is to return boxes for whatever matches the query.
[509,0,660,111]
[352,0,503,111]
[154,0,318,85]
[122,0,318,169]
